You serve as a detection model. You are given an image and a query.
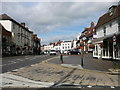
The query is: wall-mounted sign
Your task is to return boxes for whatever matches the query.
[113,34,116,45]
[82,37,87,40]
[93,35,97,39]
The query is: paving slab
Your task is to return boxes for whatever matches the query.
[0,73,54,88]
[6,62,119,87]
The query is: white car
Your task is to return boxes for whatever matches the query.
[44,50,49,54]
[63,50,68,54]
[49,50,56,55]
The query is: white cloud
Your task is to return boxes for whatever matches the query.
[1,2,118,44]
[42,33,77,44]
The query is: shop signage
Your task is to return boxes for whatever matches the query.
[93,35,97,39]
[82,37,87,40]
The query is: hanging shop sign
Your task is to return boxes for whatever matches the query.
[113,34,116,45]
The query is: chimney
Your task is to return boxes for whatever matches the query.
[21,22,25,27]
[109,5,117,16]
[25,27,29,30]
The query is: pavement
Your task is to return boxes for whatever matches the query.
[1,54,120,88]
[0,73,54,88]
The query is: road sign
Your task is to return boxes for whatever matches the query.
[113,34,116,45]
[113,34,116,42]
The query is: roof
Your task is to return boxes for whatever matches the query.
[95,4,120,29]
[84,22,95,38]
[55,41,62,46]
[0,14,33,33]
[62,41,71,43]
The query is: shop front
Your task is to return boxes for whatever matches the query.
[113,33,120,60]
[102,33,120,60]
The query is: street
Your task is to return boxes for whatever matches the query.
[1,54,120,88]
[49,53,114,72]
[1,1,120,89]
[1,53,114,73]
[1,54,57,73]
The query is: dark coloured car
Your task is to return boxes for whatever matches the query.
[68,49,81,55]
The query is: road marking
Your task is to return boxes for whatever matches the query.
[32,58,37,59]
[30,65,35,66]
[29,59,33,60]
[18,59,24,61]
[25,58,29,59]
[111,86,115,88]
[2,61,18,66]
[19,67,25,70]
[87,86,92,88]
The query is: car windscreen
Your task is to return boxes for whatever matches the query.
[50,50,56,52]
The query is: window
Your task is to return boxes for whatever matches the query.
[13,23,15,29]
[103,26,106,36]
[118,20,120,32]
[109,22,112,27]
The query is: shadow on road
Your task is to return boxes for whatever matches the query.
[50,68,76,88]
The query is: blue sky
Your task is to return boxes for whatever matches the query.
[1,1,118,44]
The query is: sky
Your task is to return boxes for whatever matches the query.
[1,1,119,44]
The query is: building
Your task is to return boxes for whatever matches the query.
[44,40,73,53]
[0,14,41,55]
[61,41,72,53]
[76,22,95,53]
[44,43,55,51]
[0,23,13,56]
[54,40,62,52]
[71,40,77,49]
[32,34,41,55]
[92,4,120,60]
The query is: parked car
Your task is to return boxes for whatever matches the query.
[68,49,81,55]
[44,50,49,54]
[49,50,56,55]
[63,50,68,54]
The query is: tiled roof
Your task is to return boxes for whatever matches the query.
[84,22,95,38]
[95,4,120,29]
[0,14,32,33]
[55,41,62,46]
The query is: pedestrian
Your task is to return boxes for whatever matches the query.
[60,53,63,64]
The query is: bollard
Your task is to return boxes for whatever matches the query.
[81,57,83,67]
[60,54,63,63]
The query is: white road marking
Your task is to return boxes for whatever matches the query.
[30,65,35,66]
[25,58,29,59]
[87,86,92,88]
[111,86,115,88]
